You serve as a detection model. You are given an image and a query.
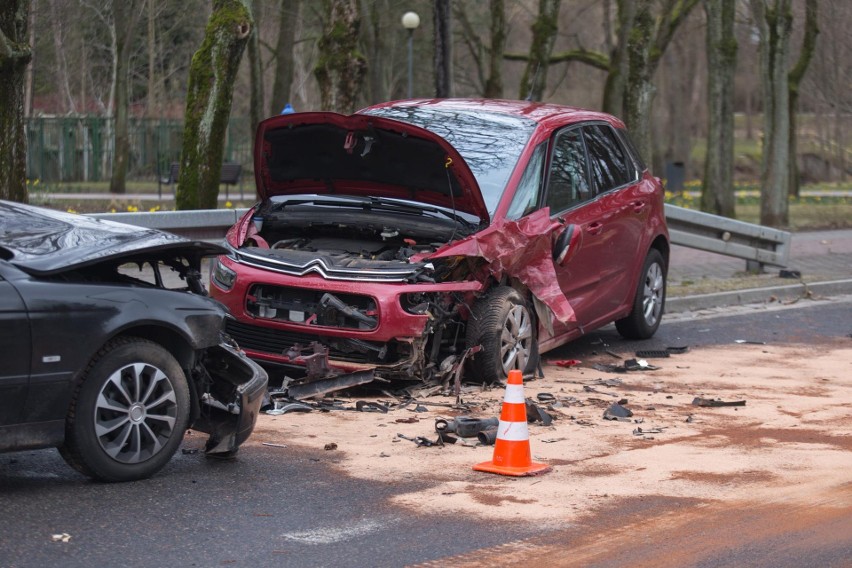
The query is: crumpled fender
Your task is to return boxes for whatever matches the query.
[427,208,576,324]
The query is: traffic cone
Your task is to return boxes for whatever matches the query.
[473,369,552,477]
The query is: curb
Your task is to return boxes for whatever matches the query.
[665,279,852,313]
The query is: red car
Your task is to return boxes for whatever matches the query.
[211,99,668,393]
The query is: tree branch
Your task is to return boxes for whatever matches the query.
[788,0,818,87]
[505,48,610,71]
[653,0,701,66]
[549,48,610,70]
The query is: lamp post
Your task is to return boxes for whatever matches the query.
[401,11,420,99]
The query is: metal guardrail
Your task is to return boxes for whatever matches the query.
[88,205,792,270]
[665,204,791,270]
[88,209,249,240]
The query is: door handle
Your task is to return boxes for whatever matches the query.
[632,200,646,213]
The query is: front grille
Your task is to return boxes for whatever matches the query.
[225,318,402,364]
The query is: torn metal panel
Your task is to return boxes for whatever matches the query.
[427,209,576,325]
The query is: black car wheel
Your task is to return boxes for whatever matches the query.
[466,286,539,383]
[60,337,190,482]
[615,248,667,339]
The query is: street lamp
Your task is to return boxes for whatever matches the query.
[401,11,420,98]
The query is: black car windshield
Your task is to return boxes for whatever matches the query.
[364,105,537,214]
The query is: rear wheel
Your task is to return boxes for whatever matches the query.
[615,248,666,339]
[60,337,190,482]
[466,286,539,383]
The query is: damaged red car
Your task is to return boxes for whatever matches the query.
[211,99,669,395]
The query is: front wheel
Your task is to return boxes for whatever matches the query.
[615,248,667,339]
[466,286,539,383]
[60,337,190,482]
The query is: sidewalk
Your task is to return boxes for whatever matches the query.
[666,228,852,313]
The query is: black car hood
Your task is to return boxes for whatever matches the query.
[0,200,226,275]
[254,112,490,223]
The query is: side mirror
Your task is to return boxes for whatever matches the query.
[553,224,581,266]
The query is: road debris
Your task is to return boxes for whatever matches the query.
[635,349,670,358]
[261,442,288,448]
[435,416,499,437]
[324,443,338,450]
[734,340,766,345]
[51,533,71,543]
[551,359,582,368]
[692,397,747,407]
[397,433,436,447]
[603,402,633,421]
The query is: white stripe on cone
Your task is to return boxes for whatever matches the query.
[502,384,525,404]
[497,419,530,442]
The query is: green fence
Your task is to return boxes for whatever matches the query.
[26,116,253,183]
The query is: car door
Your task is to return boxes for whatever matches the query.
[0,266,32,428]
[541,126,612,334]
[582,123,648,319]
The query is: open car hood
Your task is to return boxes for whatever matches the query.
[254,112,490,223]
[0,200,226,276]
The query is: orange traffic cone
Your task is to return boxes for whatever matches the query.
[473,369,552,477]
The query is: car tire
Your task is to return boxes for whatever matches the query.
[615,248,667,340]
[59,337,190,482]
[466,286,539,383]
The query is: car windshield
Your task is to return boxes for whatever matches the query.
[364,105,537,214]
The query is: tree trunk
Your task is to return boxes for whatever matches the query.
[752,0,793,227]
[247,0,263,155]
[48,0,75,113]
[314,0,366,114]
[177,0,252,211]
[361,0,385,103]
[701,0,737,217]
[270,0,299,115]
[519,0,560,101]
[602,0,636,116]
[787,0,818,197]
[483,0,506,98]
[146,0,158,116]
[109,0,143,195]
[0,0,31,203]
[433,0,452,98]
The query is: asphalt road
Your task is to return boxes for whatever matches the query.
[1,298,850,568]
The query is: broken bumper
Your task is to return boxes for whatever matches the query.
[192,341,269,454]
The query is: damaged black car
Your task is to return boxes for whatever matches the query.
[0,201,268,482]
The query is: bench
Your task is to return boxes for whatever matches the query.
[158,162,244,200]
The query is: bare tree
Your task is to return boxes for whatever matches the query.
[433,0,451,97]
[701,0,737,217]
[505,0,698,162]
[517,0,561,101]
[454,0,506,98]
[247,0,263,151]
[314,0,365,113]
[750,0,793,227]
[177,0,252,210]
[787,0,818,197]
[270,0,299,115]
[109,0,143,195]
[0,0,31,203]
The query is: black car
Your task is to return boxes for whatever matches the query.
[0,201,268,481]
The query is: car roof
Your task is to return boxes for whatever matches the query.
[0,200,225,276]
[362,98,626,130]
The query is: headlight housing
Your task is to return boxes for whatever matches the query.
[211,258,237,290]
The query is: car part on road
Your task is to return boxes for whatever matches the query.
[477,427,498,445]
[692,397,746,407]
[434,416,499,438]
[603,403,634,421]
[635,350,670,358]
